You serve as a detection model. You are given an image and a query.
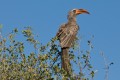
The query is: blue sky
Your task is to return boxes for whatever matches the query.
[0,0,120,80]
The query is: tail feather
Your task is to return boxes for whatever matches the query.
[61,48,71,74]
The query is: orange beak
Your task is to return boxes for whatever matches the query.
[75,9,90,15]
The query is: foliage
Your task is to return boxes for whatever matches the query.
[0,27,95,80]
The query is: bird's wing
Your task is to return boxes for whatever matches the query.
[56,23,67,38]
[56,24,78,48]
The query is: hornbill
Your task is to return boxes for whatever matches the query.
[56,9,89,74]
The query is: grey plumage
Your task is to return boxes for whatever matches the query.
[56,23,79,48]
[56,9,89,74]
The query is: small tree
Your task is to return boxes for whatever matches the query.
[0,27,95,80]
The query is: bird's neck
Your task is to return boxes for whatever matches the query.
[68,17,77,25]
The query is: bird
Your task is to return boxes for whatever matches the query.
[56,9,89,74]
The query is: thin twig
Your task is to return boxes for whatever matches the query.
[100,52,109,80]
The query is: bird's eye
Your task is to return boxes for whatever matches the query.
[72,10,76,13]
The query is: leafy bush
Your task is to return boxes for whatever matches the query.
[0,27,95,80]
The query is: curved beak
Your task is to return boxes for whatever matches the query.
[75,9,90,15]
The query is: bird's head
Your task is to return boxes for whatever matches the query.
[68,9,89,19]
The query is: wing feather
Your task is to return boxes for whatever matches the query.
[56,23,79,48]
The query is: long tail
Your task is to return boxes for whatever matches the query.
[61,48,71,74]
